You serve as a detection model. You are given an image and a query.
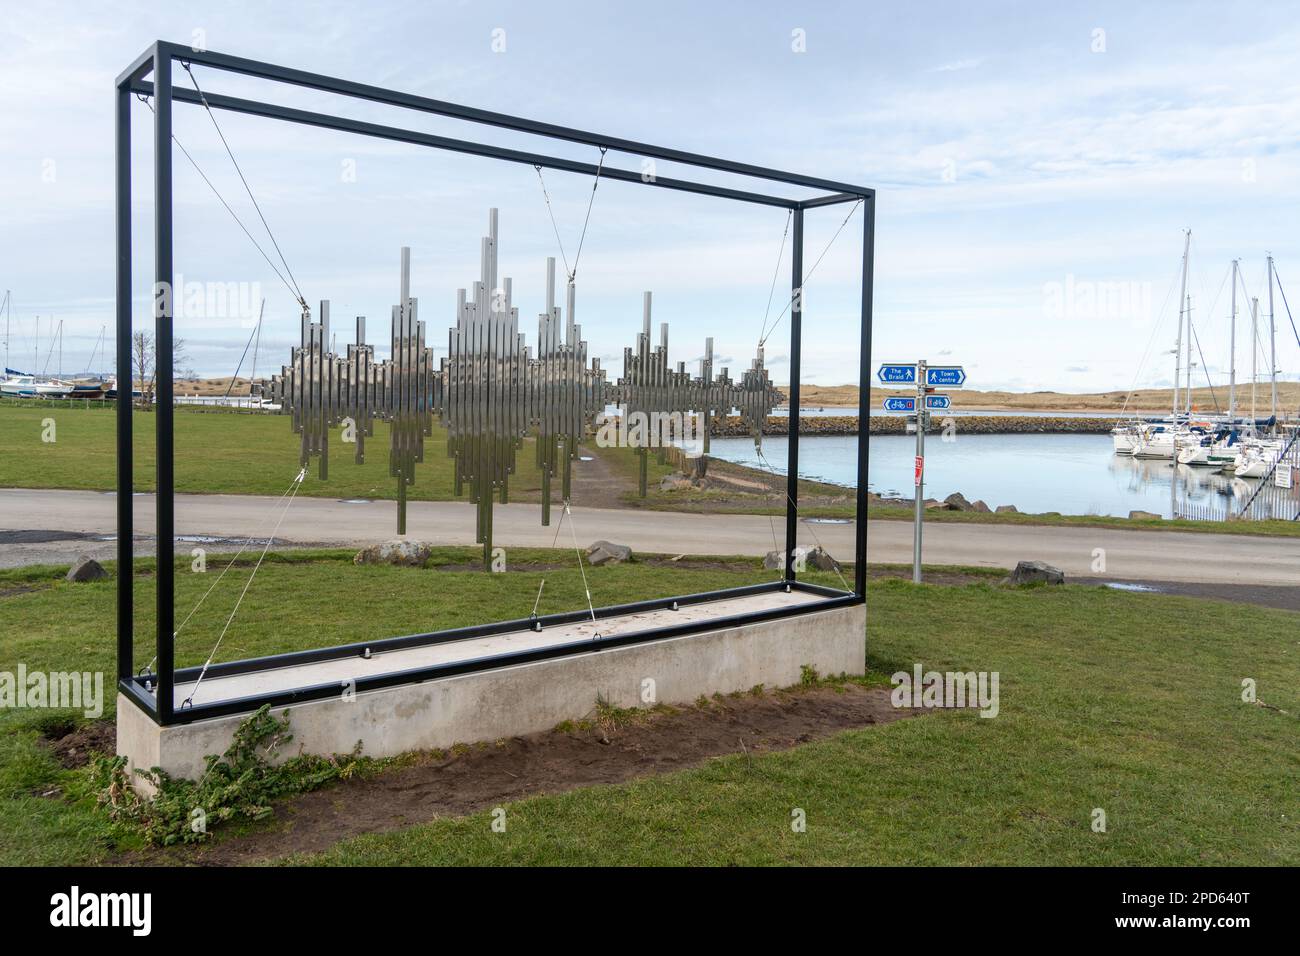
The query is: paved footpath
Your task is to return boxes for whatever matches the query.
[0,488,1297,585]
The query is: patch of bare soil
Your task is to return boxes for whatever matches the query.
[40,718,116,770]
[635,456,852,515]
[0,583,48,599]
[142,683,913,866]
[565,450,633,510]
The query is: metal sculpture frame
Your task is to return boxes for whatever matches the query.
[115,41,876,727]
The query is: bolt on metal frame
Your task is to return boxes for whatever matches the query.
[116,41,876,726]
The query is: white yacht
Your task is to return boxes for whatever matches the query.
[1232,440,1282,479]
[1130,422,1181,459]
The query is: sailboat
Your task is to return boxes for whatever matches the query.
[1116,231,1197,459]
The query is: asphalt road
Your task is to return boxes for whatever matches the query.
[1,488,1297,585]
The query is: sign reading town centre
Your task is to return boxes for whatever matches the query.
[924,366,966,387]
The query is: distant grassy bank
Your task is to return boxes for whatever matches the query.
[803,382,1300,415]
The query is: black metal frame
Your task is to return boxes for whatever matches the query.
[116,41,875,727]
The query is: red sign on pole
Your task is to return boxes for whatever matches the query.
[914,455,924,486]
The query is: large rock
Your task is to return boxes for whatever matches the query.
[586,540,633,566]
[354,539,432,567]
[659,473,693,491]
[1128,510,1161,521]
[764,546,807,571]
[805,547,842,573]
[1007,560,1065,585]
[66,556,109,583]
[970,499,992,513]
[995,504,1019,514]
[944,492,973,511]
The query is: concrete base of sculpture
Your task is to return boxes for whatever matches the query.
[117,591,865,793]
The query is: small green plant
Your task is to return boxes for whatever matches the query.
[89,705,364,847]
[800,664,821,686]
[593,693,650,733]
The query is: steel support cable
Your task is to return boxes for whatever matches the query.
[756,445,851,593]
[141,470,303,677]
[525,488,574,621]
[756,210,793,347]
[135,93,302,308]
[568,147,607,282]
[748,444,787,578]
[758,198,863,348]
[181,62,308,312]
[529,148,609,617]
[533,146,608,284]
[534,165,572,278]
[183,467,307,707]
[562,501,600,635]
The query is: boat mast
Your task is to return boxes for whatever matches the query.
[1267,254,1277,420]
[1228,260,1238,420]
[2,290,9,373]
[1250,297,1259,421]
[1173,229,1190,421]
[1184,294,1194,417]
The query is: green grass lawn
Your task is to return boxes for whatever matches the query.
[0,403,558,502]
[0,550,1296,866]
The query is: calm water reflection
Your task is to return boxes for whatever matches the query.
[707,432,1269,519]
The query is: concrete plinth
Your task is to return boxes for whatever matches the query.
[117,593,865,790]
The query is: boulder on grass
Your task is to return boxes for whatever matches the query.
[995,504,1019,514]
[970,499,992,513]
[944,492,973,511]
[1128,510,1161,521]
[924,498,945,510]
[805,547,842,573]
[659,473,693,491]
[66,556,109,583]
[354,539,432,567]
[586,540,633,566]
[1006,560,1065,586]
[764,546,807,571]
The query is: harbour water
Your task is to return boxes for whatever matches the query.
[706,432,1273,519]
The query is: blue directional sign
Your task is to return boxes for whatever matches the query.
[877,364,917,385]
[925,366,966,387]
[882,396,917,412]
[924,394,951,410]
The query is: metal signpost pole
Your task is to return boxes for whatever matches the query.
[913,359,926,583]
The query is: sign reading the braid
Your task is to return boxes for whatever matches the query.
[269,209,784,562]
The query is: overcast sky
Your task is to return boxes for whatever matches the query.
[2,0,1298,393]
